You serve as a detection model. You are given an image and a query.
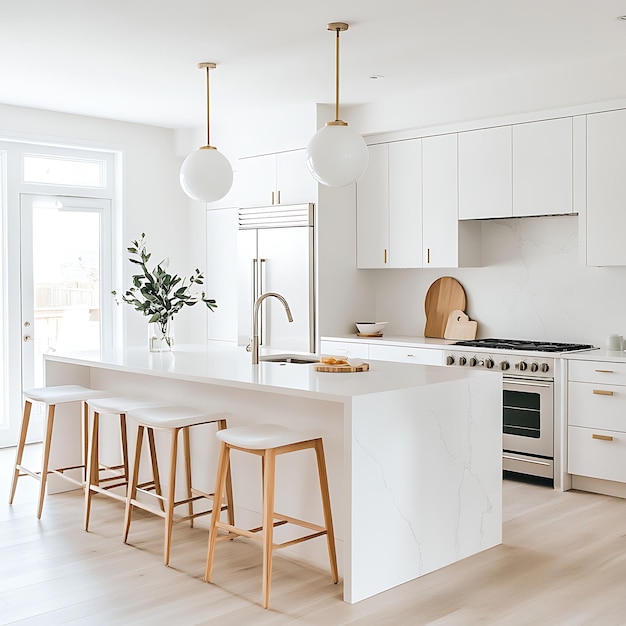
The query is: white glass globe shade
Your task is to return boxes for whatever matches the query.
[180,147,233,203]
[306,124,369,187]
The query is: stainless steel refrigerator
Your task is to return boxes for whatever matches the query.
[237,203,315,353]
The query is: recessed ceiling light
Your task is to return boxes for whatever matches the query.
[369,74,385,80]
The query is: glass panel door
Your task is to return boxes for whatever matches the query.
[2,194,111,446]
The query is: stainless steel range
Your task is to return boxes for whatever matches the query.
[444,338,596,483]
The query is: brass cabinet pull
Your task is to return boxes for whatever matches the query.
[271,191,275,205]
[595,369,614,373]
[427,248,430,264]
[592,433,614,442]
[277,190,281,205]
[593,389,614,396]
[384,249,387,264]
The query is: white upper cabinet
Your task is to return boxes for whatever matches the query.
[459,126,513,220]
[357,140,422,269]
[275,149,317,205]
[238,149,316,207]
[512,117,573,217]
[422,134,458,267]
[388,139,422,268]
[356,143,389,268]
[586,109,626,266]
[422,134,481,268]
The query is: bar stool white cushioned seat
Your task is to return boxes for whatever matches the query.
[9,384,110,519]
[205,423,338,609]
[123,405,234,566]
[84,396,167,531]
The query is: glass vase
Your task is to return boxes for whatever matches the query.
[149,319,174,352]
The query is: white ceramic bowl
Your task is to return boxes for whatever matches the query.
[355,321,388,335]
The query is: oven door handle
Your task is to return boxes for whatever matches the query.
[503,378,552,388]
[502,454,552,467]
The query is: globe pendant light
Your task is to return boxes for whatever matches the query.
[306,22,369,187]
[180,62,233,203]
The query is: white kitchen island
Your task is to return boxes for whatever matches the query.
[43,343,502,604]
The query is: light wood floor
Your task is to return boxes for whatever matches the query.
[2,445,626,625]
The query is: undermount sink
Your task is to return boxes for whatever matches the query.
[259,354,319,365]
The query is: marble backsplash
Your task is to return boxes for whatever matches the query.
[373,215,623,348]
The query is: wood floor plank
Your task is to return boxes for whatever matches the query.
[3,445,626,624]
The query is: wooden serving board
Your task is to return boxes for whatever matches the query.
[444,309,478,340]
[424,277,467,338]
[314,362,370,373]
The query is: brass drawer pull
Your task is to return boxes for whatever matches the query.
[595,369,614,373]
[593,389,614,396]
[592,433,614,442]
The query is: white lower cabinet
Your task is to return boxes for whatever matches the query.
[320,339,444,366]
[320,340,369,359]
[368,344,443,366]
[568,360,626,483]
[568,425,626,483]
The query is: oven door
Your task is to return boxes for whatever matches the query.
[502,377,553,458]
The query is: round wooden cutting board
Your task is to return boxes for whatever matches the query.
[424,277,467,338]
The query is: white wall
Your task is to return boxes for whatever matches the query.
[0,103,197,347]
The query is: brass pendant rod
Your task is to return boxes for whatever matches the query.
[205,65,211,146]
[334,27,340,122]
[197,62,217,147]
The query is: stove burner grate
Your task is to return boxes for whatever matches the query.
[453,338,595,353]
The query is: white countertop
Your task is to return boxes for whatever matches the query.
[564,348,626,363]
[321,334,455,348]
[45,343,486,402]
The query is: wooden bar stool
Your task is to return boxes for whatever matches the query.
[205,423,338,609]
[84,396,166,531]
[9,384,109,519]
[123,405,234,566]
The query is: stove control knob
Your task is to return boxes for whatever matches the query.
[485,358,494,369]
[459,356,467,366]
[518,361,528,371]
[469,357,478,367]
[501,361,510,371]
[446,355,455,366]
[541,363,550,373]
[530,362,539,373]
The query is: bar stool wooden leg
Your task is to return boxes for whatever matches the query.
[205,440,230,583]
[37,405,57,520]
[120,414,130,481]
[147,428,164,512]
[9,401,32,505]
[84,410,100,530]
[183,426,194,528]
[262,448,277,609]
[164,427,179,566]
[216,419,235,527]
[82,401,90,483]
[123,425,144,543]
[315,439,338,583]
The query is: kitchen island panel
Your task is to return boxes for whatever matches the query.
[347,374,501,603]
[43,348,501,604]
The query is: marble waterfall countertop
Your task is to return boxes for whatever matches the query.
[45,342,487,402]
[44,342,502,604]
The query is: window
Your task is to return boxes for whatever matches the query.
[23,154,105,188]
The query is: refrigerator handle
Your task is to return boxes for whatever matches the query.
[247,259,258,352]
[259,258,266,345]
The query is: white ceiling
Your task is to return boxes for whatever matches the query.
[2,0,626,130]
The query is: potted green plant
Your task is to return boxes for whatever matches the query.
[113,233,217,351]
